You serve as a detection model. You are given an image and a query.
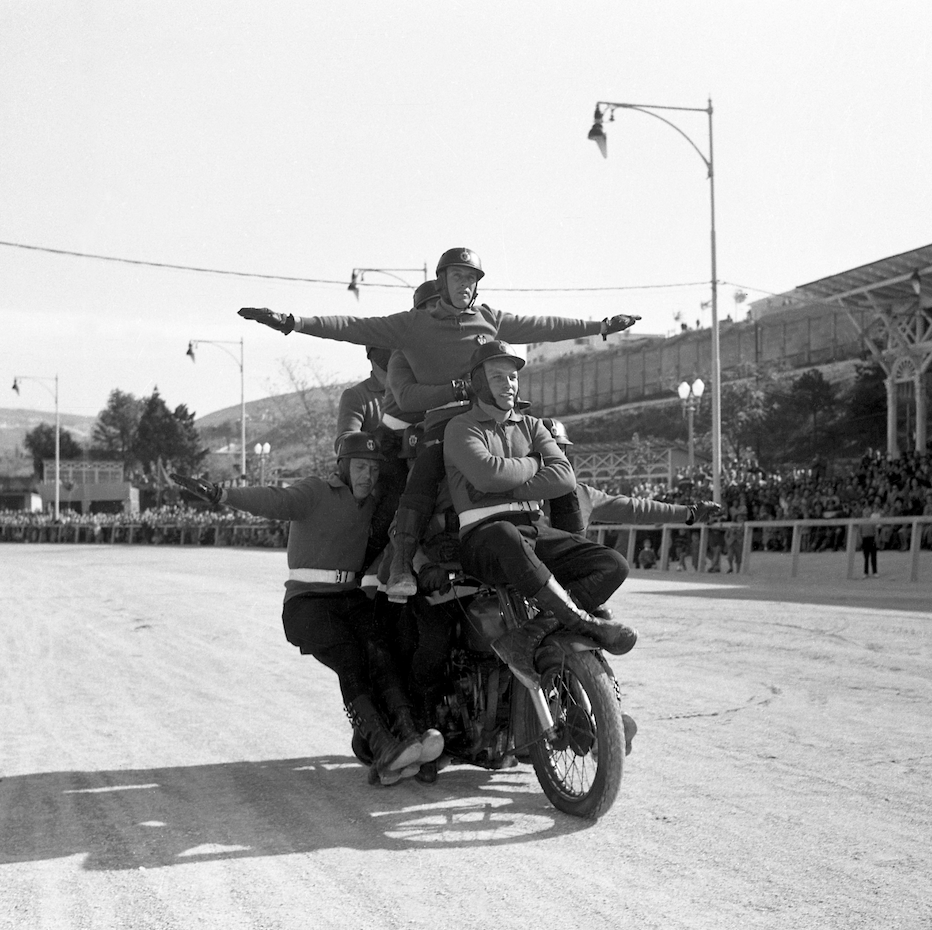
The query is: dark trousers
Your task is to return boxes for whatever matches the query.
[862,537,878,574]
[281,591,374,705]
[459,515,628,611]
[397,439,446,517]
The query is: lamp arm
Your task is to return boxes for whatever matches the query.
[602,103,711,177]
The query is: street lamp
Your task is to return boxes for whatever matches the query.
[253,442,271,485]
[347,265,428,299]
[677,377,705,473]
[13,374,60,519]
[588,97,723,504]
[187,338,246,480]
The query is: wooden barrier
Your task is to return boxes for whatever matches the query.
[589,516,932,583]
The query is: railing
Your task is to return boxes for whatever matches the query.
[588,517,932,583]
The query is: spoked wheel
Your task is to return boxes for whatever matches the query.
[526,647,625,820]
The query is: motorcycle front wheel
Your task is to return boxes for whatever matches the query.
[526,647,625,820]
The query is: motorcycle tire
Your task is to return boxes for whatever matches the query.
[525,646,625,820]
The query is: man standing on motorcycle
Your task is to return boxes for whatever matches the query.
[170,431,429,786]
[443,341,639,683]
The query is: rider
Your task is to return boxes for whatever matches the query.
[443,340,638,685]
[237,247,639,601]
[541,417,720,532]
[170,432,426,786]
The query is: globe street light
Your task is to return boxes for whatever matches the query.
[13,374,60,519]
[588,98,723,503]
[187,338,246,480]
[677,377,705,474]
[253,441,271,485]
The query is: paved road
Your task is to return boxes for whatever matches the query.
[2,545,930,929]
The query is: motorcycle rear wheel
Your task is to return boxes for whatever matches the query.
[526,647,625,820]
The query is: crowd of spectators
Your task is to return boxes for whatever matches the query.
[0,504,287,548]
[596,446,932,555]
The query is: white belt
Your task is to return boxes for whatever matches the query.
[288,569,356,584]
[427,399,470,413]
[458,500,541,530]
[380,413,412,431]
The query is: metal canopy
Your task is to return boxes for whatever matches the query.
[795,244,932,309]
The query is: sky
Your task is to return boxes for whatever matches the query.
[2,1,931,427]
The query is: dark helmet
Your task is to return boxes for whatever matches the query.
[542,417,573,446]
[468,339,526,379]
[436,248,484,281]
[337,431,385,462]
[366,346,392,371]
[413,278,440,310]
[398,423,423,460]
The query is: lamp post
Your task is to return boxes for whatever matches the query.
[588,97,722,504]
[186,338,246,480]
[677,377,705,474]
[13,374,60,519]
[253,442,271,485]
[347,265,428,299]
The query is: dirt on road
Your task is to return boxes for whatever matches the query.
[1,545,930,930]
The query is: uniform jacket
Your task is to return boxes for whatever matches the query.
[296,299,603,432]
[334,374,384,453]
[225,474,374,602]
[443,402,575,534]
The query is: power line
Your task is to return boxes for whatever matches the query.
[0,239,713,294]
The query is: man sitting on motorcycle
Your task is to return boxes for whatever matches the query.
[442,340,639,684]
[170,432,429,787]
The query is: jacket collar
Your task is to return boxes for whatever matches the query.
[430,297,477,321]
[473,399,523,425]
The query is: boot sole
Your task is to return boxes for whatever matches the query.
[386,577,417,599]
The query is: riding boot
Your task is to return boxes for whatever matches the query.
[491,612,562,688]
[386,507,429,599]
[346,695,422,786]
[383,686,444,764]
[532,576,637,655]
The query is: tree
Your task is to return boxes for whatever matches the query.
[843,361,887,455]
[134,388,208,475]
[784,369,840,463]
[91,389,143,474]
[23,423,83,477]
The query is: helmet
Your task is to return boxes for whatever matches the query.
[413,279,440,310]
[398,423,423,460]
[436,248,484,281]
[468,339,526,379]
[336,431,385,461]
[542,417,573,446]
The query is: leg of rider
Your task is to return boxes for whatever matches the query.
[387,442,445,598]
[369,593,443,763]
[459,518,560,683]
[282,593,422,783]
[365,428,408,571]
[409,595,457,727]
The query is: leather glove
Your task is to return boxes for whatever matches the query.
[417,563,452,595]
[600,314,641,341]
[238,307,296,335]
[170,473,223,505]
[686,501,723,525]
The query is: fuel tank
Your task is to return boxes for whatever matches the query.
[463,593,507,653]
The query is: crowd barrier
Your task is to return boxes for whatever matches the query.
[589,516,932,583]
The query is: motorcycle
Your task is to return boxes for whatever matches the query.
[403,571,629,821]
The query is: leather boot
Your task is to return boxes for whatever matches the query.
[532,576,637,655]
[346,696,422,786]
[383,687,444,764]
[386,507,428,599]
[491,612,562,688]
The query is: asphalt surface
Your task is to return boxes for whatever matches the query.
[1,544,930,930]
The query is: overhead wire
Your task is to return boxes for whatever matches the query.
[0,239,713,294]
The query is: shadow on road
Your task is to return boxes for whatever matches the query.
[0,755,593,870]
